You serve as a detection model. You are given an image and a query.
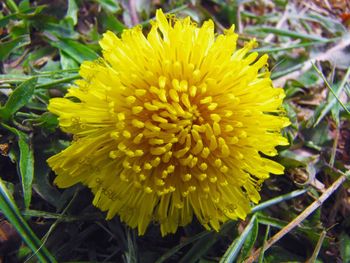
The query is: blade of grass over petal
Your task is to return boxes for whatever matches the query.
[0,178,57,263]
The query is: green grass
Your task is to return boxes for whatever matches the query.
[1,0,350,262]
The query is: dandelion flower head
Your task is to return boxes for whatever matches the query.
[48,9,290,236]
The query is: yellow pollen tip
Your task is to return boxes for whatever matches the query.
[139,174,146,181]
[181,173,191,182]
[198,173,207,181]
[201,147,210,158]
[144,186,153,193]
[132,119,145,128]
[122,130,131,138]
[126,96,136,104]
[210,114,221,122]
[200,96,212,104]
[193,69,201,81]
[133,133,143,144]
[117,113,125,121]
[169,89,179,102]
[135,89,146,96]
[208,103,218,111]
[199,163,208,170]
[144,102,159,111]
[109,151,118,159]
[209,176,217,183]
[150,146,167,155]
[188,186,196,192]
[189,85,197,97]
[110,131,119,139]
[215,159,222,167]
[132,106,143,114]
[159,76,167,88]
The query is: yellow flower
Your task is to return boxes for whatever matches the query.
[48,9,290,236]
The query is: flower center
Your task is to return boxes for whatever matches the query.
[106,69,240,197]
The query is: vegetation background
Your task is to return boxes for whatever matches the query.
[1,0,350,262]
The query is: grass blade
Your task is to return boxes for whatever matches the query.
[0,77,37,121]
[155,231,211,263]
[312,62,350,115]
[258,224,270,263]
[252,189,308,213]
[0,178,57,262]
[237,215,259,262]
[258,27,330,42]
[220,215,257,263]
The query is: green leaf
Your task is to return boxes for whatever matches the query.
[48,37,99,63]
[0,178,57,262]
[0,74,31,84]
[0,6,46,28]
[32,149,62,208]
[95,0,121,13]
[43,22,79,39]
[65,0,78,26]
[297,68,320,87]
[99,11,126,34]
[278,149,312,168]
[2,124,34,209]
[0,34,30,61]
[6,0,19,13]
[60,50,79,70]
[0,77,37,122]
[0,13,18,28]
[18,0,30,11]
[238,216,259,262]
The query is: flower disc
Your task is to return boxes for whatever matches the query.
[48,9,290,235]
